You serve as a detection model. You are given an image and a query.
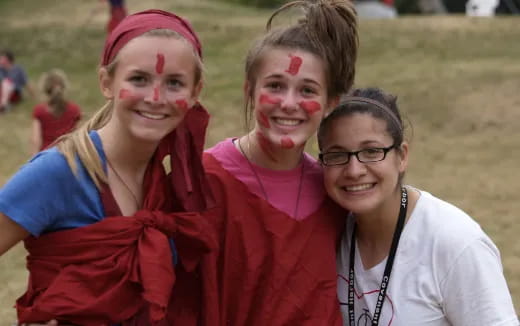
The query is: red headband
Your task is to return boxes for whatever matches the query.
[101,9,202,66]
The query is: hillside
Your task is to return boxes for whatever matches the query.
[1,0,519,321]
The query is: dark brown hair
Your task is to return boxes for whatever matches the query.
[244,0,358,125]
[318,87,406,151]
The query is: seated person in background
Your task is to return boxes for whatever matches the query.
[0,49,33,112]
[31,69,82,154]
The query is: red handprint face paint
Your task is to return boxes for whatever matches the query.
[285,55,303,76]
[257,111,270,128]
[280,136,295,149]
[256,130,278,162]
[153,87,160,102]
[175,99,189,113]
[259,94,281,106]
[119,88,135,100]
[299,100,322,115]
[156,53,165,74]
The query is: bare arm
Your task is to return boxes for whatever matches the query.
[0,212,29,256]
[31,119,42,155]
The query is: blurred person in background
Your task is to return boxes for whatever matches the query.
[0,49,33,112]
[31,69,82,154]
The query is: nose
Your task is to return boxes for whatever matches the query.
[341,156,367,179]
[280,89,298,113]
[144,82,166,105]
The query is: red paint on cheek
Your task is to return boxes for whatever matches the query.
[256,131,278,163]
[153,87,160,102]
[280,137,295,149]
[119,88,134,99]
[259,94,281,106]
[299,100,322,115]
[285,55,303,75]
[156,53,165,74]
[175,99,189,113]
[257,111,270,128]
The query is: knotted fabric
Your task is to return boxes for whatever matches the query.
[16,209,215,325]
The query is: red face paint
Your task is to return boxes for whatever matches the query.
[156,53,165,74]
[280,137,295,149]
[257,111,270,129]
[119,88,134,99]
[153,87,160,102]
[285,55,303,76]
[175,99,189,113]
[256,131,278,163]
[299,100,322,115]
[259,94,281,106]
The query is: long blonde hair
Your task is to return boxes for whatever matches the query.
[56,29,204,189]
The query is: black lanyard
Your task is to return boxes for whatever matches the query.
[347,187,408,326]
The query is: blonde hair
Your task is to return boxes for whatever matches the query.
[57,29,204,189]
[39,69,69,116]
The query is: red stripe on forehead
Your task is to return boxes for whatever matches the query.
[156,53,165,74]
[285,55,303,76]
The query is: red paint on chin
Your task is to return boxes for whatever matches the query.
[153,87,160,102]
[280,137,295,149]
[156,53,165,74]
[257,111,270,128]
[299,100,322,115]
[285,55,303,75]
[256,131,278,163]
[259,94,281,106]
[175,99,189,113]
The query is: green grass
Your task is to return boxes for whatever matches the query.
[1,0,520,321]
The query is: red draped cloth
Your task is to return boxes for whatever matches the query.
[16,105,215,325]
[168,154,345,326]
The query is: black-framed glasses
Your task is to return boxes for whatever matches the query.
[319,144,397,166]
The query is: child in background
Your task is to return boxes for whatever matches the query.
[31,69,82,154]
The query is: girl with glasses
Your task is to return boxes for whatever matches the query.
[318,87,518,325]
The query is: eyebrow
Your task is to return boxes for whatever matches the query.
[264,74,322,87]
[324,140,386,151]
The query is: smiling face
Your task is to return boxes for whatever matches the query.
[248,48,331,152]
[321,113,408,217]
[100,35,202,145]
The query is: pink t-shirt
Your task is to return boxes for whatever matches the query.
[206,138,326,220]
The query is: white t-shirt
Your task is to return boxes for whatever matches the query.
[337,189,519,326]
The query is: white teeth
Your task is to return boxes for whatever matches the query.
[274,118,301,126]
[138,111,167,120]
[344,184,373,192]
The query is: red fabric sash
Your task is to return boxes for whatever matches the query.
[16,104,215,325]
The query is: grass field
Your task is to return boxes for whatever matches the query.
[1,0,519,322]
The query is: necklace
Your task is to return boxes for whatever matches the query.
[345,187,408,326]
[105,157,141,210]
[237,137,305,218]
